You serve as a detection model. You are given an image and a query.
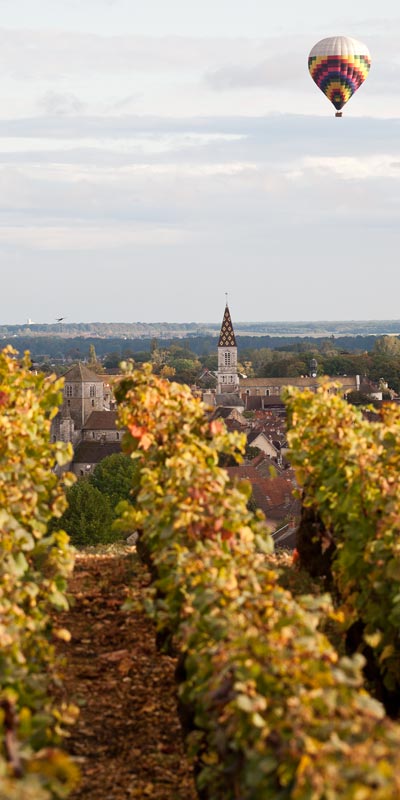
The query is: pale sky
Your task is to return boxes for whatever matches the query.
[1,0,400,324]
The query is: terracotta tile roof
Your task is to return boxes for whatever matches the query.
[250,452,279,473]
[251,402,286,415]
[62,363,104,383]
[225,419,247,433]
[218,305,236,347]
[226,465,259,482]
[253,455,294,481]
[249,413,288,442]
[240,376,359,388]
[250,452,265,467]
[226,465,298,521]
[82,411,119,431]
[72,441,122,464]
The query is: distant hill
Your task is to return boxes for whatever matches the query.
[2,319,400,338]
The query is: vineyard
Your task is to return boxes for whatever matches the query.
[3,347,400,798]
[0,347,78,799]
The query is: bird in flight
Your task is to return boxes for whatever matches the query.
[56,317,66,322]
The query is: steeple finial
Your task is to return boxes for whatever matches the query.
[225,291,228,307]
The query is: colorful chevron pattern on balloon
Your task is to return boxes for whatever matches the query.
[308,37,371,114]
[308,54,371,110]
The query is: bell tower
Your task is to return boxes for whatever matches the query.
[217,300,239,393]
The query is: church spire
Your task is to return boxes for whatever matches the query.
[216,300,239,394]
[218,302,237,348]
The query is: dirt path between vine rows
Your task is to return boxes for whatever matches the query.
[56,550,197,800]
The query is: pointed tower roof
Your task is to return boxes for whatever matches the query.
[218,304,236,348]
[62,363,103,382]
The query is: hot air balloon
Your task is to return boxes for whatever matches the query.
[308,36,371,116]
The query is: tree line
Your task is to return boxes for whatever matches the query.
[13,331,400,392]
[0,332,384,361]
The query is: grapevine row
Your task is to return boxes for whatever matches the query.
[0,347,78,799]
[286,384,400,714]
[116,363,400,799]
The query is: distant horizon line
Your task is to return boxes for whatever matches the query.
[3,318,400,327]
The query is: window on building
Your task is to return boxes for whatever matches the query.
[92,431,95,438]
[265,389,270,396]
[65,384,73,397]
[224,352,231,366]
[90,385,96,397]
[91,399,95,407]
[67,399,71,407]
[116,432,120,440]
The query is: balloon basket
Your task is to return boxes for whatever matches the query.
[335,112,343,117]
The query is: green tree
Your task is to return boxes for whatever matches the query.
[60,481,115,546]
[368,354,400,394]
[88,343,97,365]
[199,354,218,372]
[167,355,201,384]
[160,364,176,379]
[103,350,121,369]
[373,335,400,356]
[90,452,140,512]
[88,343,103,372]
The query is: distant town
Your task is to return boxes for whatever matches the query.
[35,303,400,551]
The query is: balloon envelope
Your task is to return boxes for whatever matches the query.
[308,36,371,113]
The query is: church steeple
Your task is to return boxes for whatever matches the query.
[217,300,239,394]
[218,303,237,348]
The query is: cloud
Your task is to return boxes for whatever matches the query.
[0,139,397,246]
[205,53,305,91]
[38,91,87,116]
[0,113,400,238]
[0,223,185,250]
[1,111,400,154]
[111,93,143,111]
[0,28,269,79]
[298,154,400,180]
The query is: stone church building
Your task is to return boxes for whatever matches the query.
[52,364,105,446]
[52,363,123,475]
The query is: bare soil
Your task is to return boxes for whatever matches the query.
[56,550,197,800]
